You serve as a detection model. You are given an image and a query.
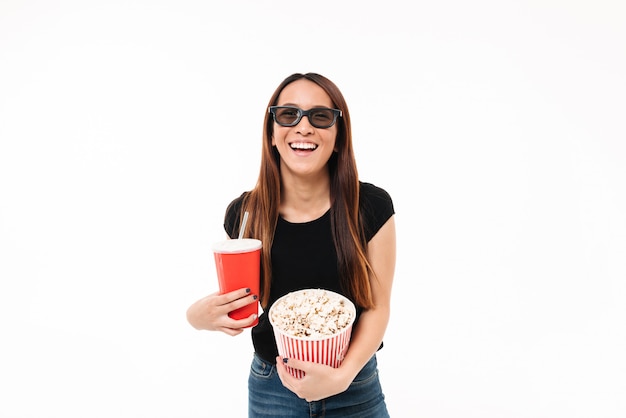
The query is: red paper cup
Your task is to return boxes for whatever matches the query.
[269,289,356,378]
[212,238,262,327]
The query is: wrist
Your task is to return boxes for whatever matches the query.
[336,361,360,389]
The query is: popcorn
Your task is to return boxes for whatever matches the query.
[269,289,357,377]
[269,289,355,338]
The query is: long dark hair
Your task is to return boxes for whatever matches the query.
[238,73,374,309]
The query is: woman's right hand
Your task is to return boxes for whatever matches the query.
[186,288,258,336]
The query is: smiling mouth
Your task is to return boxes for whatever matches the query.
[289,142,318,151]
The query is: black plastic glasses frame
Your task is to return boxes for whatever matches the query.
[268,106,342,129]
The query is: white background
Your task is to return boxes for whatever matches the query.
[1,1,625,417]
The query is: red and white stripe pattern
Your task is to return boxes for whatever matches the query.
[274,325,354,379]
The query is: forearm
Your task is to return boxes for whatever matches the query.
[337,305,390,383]
[336,216,396,388]
[274,216,396,401]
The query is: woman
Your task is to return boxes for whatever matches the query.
[187,72,396,417]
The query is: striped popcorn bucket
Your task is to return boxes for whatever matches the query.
[269,289,356,379]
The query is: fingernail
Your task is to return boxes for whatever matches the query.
[246,288,251,293]
[253,295,258,300]
[282,358,288,364]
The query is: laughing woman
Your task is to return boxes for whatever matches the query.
[187,72,396,417]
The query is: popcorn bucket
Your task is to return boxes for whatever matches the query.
[269,289,356,378]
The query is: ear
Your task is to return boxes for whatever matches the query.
[271,135,276,146]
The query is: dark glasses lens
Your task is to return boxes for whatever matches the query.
[269,106,342,129]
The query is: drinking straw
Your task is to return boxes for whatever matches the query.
[238,211,249,239]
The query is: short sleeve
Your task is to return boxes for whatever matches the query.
[223,192,248,239]
[359,182,395,242]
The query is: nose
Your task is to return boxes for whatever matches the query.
[295,114,314,134]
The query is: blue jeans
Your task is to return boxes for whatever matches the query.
[248,353,390,417]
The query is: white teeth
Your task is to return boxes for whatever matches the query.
[290,142,317,150]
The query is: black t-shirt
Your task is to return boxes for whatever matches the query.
[224,181,395,363]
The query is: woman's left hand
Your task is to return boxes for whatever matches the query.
[275,357,352,401]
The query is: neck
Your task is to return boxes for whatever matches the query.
[279,171,331,223]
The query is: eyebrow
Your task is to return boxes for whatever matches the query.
[276,103,334,109]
